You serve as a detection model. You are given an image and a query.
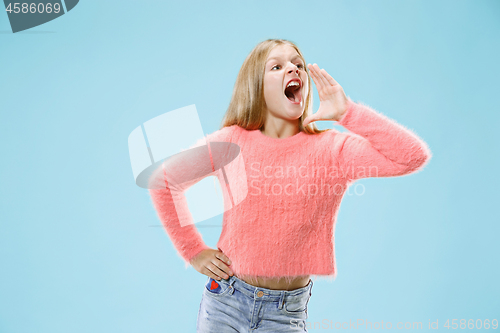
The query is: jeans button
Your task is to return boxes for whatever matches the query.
[257,291,264,297]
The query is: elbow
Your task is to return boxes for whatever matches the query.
[413,152,432,173]
[405,142,433,175]
[417,139,433,169]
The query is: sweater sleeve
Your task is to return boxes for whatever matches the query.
[335,97,432,181]
[147,126,234,268]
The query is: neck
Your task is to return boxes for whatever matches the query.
[261,119,300,139]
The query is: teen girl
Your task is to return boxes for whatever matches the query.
[148,39,432,332]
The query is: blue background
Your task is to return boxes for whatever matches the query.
[1,0,499,332]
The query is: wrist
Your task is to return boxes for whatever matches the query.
[336,97,354,123]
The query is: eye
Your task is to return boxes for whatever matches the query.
[272,64,304,70]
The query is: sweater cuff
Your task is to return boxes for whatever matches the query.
[337,97,356,125]
[184,242,212,268]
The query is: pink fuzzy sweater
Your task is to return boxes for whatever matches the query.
[148,98,432,283]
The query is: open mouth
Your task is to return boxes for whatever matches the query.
[284,80,302,104]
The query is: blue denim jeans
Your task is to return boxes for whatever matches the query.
[197,274,313,332]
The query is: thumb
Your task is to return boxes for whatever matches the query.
[302,114,318,127]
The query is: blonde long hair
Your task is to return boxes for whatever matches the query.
[220,39,328,135]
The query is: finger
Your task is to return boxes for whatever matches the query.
[307,63,315,80]
[308,64,325,90]
[302,116,313,127]
[306,64,316,84]
[320,68,339,87]
[303,113,321,127]
[309,64,323,87]
[314,64,330,89]
[314,64,329,93]
[205,264,226,280]
[202,267,223,281]
[215,251,234,275]
[208,262,230,279]
[221,264,234,276]
[215,252,232,266]
[212,257,234,276]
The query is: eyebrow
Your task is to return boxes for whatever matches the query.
[266,55,303,64]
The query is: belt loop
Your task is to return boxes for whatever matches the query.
[278,291,285,309]
[228,277,236,295]
[309,278,313,296]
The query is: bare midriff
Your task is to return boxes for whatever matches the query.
[235,274,311,291]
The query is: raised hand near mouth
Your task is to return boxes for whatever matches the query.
[303,63,350,126]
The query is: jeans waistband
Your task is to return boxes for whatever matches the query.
[218,275,313,301]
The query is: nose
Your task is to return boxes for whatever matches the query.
[287,63,300,75]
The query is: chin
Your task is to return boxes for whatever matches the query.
[284,109,304,120]
[284,103,304,116]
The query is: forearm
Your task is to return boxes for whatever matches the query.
[148,165,211,266]
[336,98,432,178]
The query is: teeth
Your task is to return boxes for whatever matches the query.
[286,81,300,88]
